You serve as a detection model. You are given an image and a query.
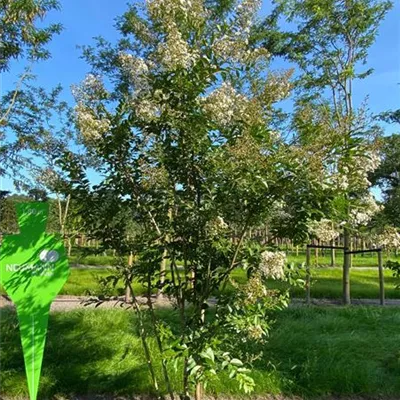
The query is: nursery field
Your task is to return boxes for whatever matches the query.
[45,249,400,300]
[68,250,400,268]
[0,306,399,399]
[1,266,399,299]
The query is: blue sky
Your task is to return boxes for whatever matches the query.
[1,0,399,192]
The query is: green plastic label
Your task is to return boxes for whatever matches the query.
[0,202,70,400]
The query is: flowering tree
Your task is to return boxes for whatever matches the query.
[264,0,392,303]
[375,227,400,251]
[370,132,400,228]
[61,0,318,398]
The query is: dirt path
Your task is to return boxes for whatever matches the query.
[1,294,400,312]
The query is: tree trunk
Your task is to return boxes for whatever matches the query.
[306,246,311,305]
[125,252,134,303]
[343,229,351,305]
[158,248,168,297]
[378,250,385,306]
[67,237,72,257]
[195,308,206,400]
[330,239,336,267]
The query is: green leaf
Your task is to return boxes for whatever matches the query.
[200,347,215,363]
[230,358,243,366]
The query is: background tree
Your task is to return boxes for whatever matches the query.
[0,82,75,188]
[370,111,400,227]
[0,0,62,118]
[1,0,63,186]
[261,0,392,304]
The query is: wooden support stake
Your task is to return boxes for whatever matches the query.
[306,246,311,305]
[378,250,385,306]
[125,252,134,303]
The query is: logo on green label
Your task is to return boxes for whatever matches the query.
[0,202,70,400]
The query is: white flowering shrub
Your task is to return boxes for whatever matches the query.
[62,0,307,398]
[72,74,111,145]
[308,219,339,243]
[349,193,383,228]
[74,103,111,143]
[202,82,252,128]
[375,227,400,250]
[119,53,150,95]
[335,148,381,193]
[71,0,293,146]
[259,251,287,280]
[206,216,229,237]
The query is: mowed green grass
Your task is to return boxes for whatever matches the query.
[0,307,399,398]
[1,266,399,299]
[1,247,399,297]
[60,251,400,299]
[289,250,399,268]
[229,267,400,300]
[66,267,400,299]
[67,249,400,268]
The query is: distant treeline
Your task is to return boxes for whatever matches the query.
[0,193,62,234]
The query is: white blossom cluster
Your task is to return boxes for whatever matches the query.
[202,82,251,127]
[349,193,383,227]
[247,324,264,340]
[270,130,281,141]
[119,53,150,95]
[259,251,286,280]
[212,35,247,62]
[72,74,112,143]
[350,150,381,189]
[71,74,107,103]
[212,0,267,64]
[134,99,161,121]
[330,168,350,191]
[207,216,229,237]
[235,0,262,34]
[157,23,199,70]
[263,73,292,102]
[146,0,203,70]
[147,0,206,29]
[374,227,400,249]
[242,274,268,306]
[332,149,381,193]
[75,103,111,142]
[308,219,339,243]
[269,200,292,223]
[213,36,269,64]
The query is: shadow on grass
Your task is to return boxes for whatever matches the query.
[2,306,400,399]
[0,308,160,398]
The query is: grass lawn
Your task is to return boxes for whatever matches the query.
[229,267,400,300]
[49,249,400,299]
[288,251,399,268]
[0,307,399,398]
[67,249,400,268]
[1,267,399,299]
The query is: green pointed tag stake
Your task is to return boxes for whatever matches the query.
[0,202,70,400]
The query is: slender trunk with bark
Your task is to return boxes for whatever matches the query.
[125,252,134,303]
[330,239,336,267]
[343,228,351,305]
